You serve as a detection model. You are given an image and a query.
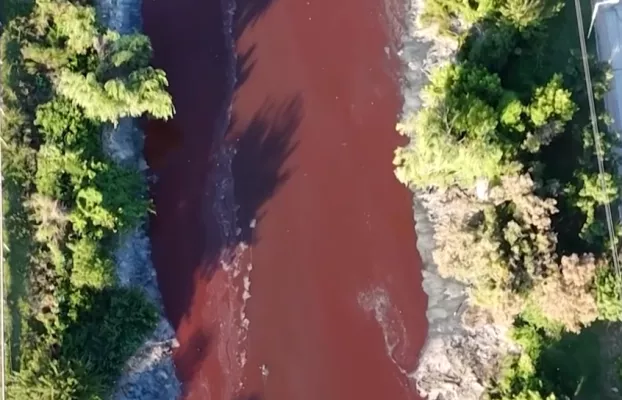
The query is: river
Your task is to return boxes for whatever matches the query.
[141,0,427,398]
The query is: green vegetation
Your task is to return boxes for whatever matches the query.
[395,0,622,397]
[0,0,173,397]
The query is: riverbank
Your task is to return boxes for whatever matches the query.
[142,0,428,398]
[93,0,181,397]
[397,0,622,396]
[0,0,177,397]
[396,2,516,398]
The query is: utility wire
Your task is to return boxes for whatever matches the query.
[574,0,622,276]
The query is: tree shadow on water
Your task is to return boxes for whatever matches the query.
[234,0,275,39]
[236,43,257,91]
[172,93,300,393]
[230,95,302,245]
[158,95,301,387]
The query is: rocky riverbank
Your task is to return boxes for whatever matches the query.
[398,2,517,399]
[94,0,181,398]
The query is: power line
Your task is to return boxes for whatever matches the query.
[574,0,622,276]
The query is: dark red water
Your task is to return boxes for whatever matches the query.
[142,0,427,398]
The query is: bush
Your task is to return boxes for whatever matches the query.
[595,266,622,321]
[35,97,102,158]
[10,288,157,399]
[25,193,68,244]
[58,288,158,395]
[67,238,115,289]
[35,145,90,200]
[70,163,149,238]
[422,0,563,35]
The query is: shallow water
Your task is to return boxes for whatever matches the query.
[142,0,427,398]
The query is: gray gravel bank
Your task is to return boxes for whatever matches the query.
[94,0,181,398]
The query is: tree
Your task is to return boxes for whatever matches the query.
[30,0,99,47]
[529,254,599,332]
[594,265,622,321]
[528,75,575,128]
[393,112,520,188]
[500,0,563,29]
[394,63,521,188]
[96,31,153,78]
[35,98,102,158]
[57,67,174,124]
[460,19,520,73]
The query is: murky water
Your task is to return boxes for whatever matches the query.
[142,0,427,398]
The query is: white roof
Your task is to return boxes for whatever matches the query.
[594,2,622,131]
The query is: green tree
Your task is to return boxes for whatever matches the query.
[595,265,622,321]
[500,0,563,29]
[57,68,174,124]
[32,0,98,54]
[35,97,102,158]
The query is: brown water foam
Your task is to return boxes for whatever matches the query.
[142,0,427,398]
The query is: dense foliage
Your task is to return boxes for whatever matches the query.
[0,0,173,397]
[396,0,622,397]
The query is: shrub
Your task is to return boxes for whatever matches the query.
[58,287,158,396]
[25,193,68,244]
[394,63,522,188]
[32,0,98,55]
[35,97,102,158]
[459,19,520,73]
[70,163,149,238]
[67,237,115,289]
[10,288,157,399]
[35,145,90,200]
[595,265,622,321]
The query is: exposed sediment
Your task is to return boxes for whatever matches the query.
[93,0,181,398]
[398,2,516,399]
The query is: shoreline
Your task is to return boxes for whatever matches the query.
[396,1,517,398]
[93,0,181,398]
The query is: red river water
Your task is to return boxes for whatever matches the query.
[142,0,427,398]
